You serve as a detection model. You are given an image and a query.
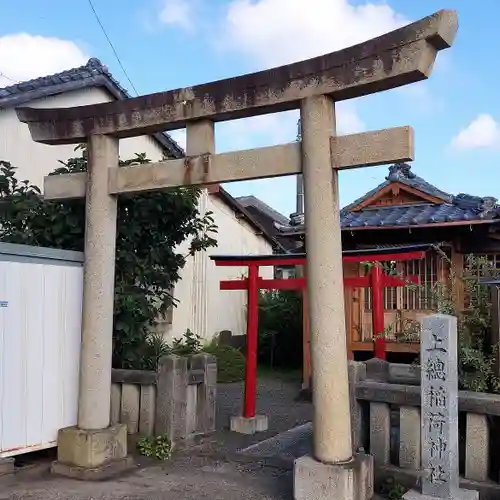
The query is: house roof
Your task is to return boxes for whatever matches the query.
[0,58,184,159]
[236,195,290,225]
[0,60,295,246]
[276,163,500,235]
[235,195,297,251]
[214,188,286,251]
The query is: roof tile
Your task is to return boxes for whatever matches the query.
[0,58,184,158]
[276,163,500,235]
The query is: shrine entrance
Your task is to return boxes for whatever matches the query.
[210,243,430,419]
[16,7,456,492]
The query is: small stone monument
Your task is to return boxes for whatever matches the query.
[403,314,478,500]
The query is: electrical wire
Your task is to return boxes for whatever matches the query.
[86,0,140,96]
[0,71,19,84]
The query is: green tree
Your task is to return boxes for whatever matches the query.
[258,289,303,369]
[0,147,218,370]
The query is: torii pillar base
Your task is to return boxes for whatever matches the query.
[51,424,134,480]
[294,453,374,500]
[230,415,268,435]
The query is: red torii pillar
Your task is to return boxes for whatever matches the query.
[212,250,423,425]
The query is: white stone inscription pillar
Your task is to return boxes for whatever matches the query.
[403,314,478,500]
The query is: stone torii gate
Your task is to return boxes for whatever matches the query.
[16,9,457,499]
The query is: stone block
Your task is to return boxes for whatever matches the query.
[294,453,373,500]
[0,457,14,476]
[402,488,478,500]
[465,413,489,481]
[54,424,130,477]
[370,402,391,465]
[155,355,188,442]
[121,383,140,434]
[110,383,122,425]
[348,361,366,452]
[365,358,390,382]
[139,384,156,436]
[51,456,134,481]
[230,415,268,435]
[399,406,420,470]
[191,353,217,434]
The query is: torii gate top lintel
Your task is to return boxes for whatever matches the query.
[16,10,456,145]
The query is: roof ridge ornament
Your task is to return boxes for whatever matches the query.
[86,58,107,73]
[386,163,416,181]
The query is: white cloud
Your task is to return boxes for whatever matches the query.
[451,114,500,151]
[0,33,88,87]
[216,0,401,139]
[222,0,409,68]
[337,104,366,135]
[159,0,194,31]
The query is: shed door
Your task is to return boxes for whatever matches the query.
[0,261,83,457]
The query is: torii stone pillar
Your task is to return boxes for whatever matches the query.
[16,9,457,496]
[300,96,352,462]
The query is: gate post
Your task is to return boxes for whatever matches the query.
[52,135,132,479]
[294,96,373,500]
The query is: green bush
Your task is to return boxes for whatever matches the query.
[374,250,500,393]
[203,343,246,383]
[136,434,172,460]
[170,329,203,356]
[258,290,303,369]
[0,151,218,371]
[161,330,245,383]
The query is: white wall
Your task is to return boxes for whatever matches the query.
[161,190,273,344]
[0,84,270,347]
[0,87,164,189]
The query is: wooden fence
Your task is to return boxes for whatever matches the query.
[350,358,500,499]
[110,353,217,444]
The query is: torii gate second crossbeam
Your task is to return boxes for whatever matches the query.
[210,244,427,424]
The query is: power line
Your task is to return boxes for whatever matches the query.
[0,71,19,84]
[86,0,140,96]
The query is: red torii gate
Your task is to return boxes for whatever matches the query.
[210,245,427,420]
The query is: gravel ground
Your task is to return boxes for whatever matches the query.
[212,376,312,453]
[0,375,311,500]
[0,455,293,500]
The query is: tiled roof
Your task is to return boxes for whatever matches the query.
[0,58,184,158]
[215,188,287,251]
[236,195,290,225]
[340,162,452,214]
[236,195,298,251]
[276,163,500,235]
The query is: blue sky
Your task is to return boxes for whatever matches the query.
[1,0,499,218]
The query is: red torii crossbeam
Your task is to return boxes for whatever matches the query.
[210,245,426,420]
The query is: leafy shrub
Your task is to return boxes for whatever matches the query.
[203,342,246,383]
[373,250,500,393]
[170,329,203,356]
[136,434,172,460]
[258,290,303,369]
[0,152,218,371]
[377,477,406,499]
[133,331,172,371]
